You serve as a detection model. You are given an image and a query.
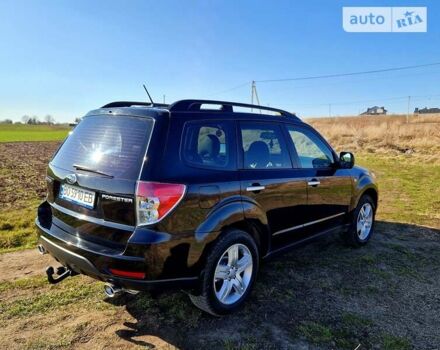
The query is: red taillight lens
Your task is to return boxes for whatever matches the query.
[135,181,186,225]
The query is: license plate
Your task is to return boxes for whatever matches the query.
[59,184,96,209]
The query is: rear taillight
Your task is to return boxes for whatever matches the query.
[135,181,186,225]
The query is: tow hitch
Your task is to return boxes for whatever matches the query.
[46,265,77,284]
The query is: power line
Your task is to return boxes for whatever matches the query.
[206,62,440,98]
[205,61,440,110]
[265,70,440,91]
[254,62,440,83]
[208,81,251,97]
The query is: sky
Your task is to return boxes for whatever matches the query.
[0,0,439,122]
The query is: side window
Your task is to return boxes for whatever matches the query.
[182,121,231,169]
[240,122,292,169]
[287,126,334,168]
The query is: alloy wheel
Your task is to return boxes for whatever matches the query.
[213,243,253,305]
[357,202,373,240]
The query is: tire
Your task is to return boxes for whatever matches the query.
[344,194,376,247]
[189,229,259,316]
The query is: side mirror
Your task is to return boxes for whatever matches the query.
[339,152,355,169]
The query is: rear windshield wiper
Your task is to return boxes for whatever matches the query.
[73,164,114,178]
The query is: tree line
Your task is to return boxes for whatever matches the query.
[0,115,58,125]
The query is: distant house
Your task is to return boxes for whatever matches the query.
[414,107,440,114]
[360,106,387,116]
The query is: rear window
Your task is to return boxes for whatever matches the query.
[51,115,154,180]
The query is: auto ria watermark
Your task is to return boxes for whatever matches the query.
[343,7,427,32]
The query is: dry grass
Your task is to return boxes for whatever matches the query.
[306,114,440,163]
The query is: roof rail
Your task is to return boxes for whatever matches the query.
[101,101,169,108]
[169,99,299,120]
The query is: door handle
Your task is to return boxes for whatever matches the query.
[307,179,320,187]
[246,185,265,192]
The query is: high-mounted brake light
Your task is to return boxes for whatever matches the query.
[135,181,186,225]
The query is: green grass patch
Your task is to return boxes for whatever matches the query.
[357,154,440,228]
[358,254,377,265]
[298,321,333,344]
[222,336,262,350]
[0,278,104,319]
[0,276,47,293]
[0,204,39,253]
[341,312,373,329]
[295,314,374,349]
[369,267,392,280]
[0,124,70,142]
[156,292,202,328]
[381,334,412,350]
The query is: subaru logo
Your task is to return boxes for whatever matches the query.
[65,174,77,184]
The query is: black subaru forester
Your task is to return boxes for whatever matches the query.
[36,99,378,315]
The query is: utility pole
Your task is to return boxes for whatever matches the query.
[407,96,411,123]
[251,81,254,104]
[254,83,261,113]
[251,81,255,111]
[251,81,261,113]
[163,95,166,104]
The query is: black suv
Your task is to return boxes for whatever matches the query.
[36,99,378,315]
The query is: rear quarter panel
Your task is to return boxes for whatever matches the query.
[135,115,244,275]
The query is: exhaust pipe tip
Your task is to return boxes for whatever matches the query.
[104,283,122,298]
[37,244,47,255]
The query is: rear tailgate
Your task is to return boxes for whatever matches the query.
[46,114,154,248]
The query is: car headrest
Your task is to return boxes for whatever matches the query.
[198,134,220,160]
[245,141,270,168]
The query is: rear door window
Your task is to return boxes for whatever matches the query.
[51,115,154,180]
[239,122,292,169]
[182,120,234,169]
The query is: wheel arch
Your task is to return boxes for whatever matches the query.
[222,218,271,258]
[351,170,379,212]
[352,185,378,213]
[194,197,271,271]
[362,187,378,209]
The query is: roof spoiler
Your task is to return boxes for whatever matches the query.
[101,101,169,108]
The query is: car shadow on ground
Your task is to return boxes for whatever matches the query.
[106,220,440,350]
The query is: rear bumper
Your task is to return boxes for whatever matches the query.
[35,218,199,290]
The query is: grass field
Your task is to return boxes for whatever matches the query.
[0,117,440,349]
[307,114,440,164]
[0,124,70,142]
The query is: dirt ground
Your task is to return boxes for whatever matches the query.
[0,142,60,209]
[1,221,439,349]
[0,249,52,282]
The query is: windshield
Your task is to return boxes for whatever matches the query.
[51,115,154,180]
